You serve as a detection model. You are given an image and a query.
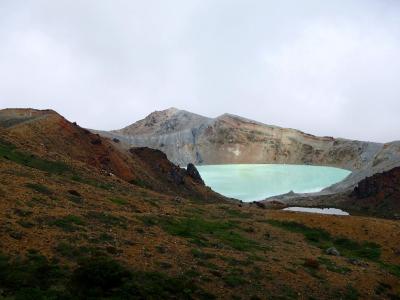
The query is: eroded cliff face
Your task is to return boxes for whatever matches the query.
[97,108,400,192]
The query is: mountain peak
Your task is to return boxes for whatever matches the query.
[165,107,180,112]
[113,108,211,136]
[151,107,180,116]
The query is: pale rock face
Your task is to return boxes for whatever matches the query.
[96,108,400,193]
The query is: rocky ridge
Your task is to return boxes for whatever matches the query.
[0,108,223,202]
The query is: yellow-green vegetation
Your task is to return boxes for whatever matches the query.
[0,139,69,174]
[141,215,260,251]
[109,197,128,205]
[265,220,381,261]
[48,215,86,232]
[266,220,400,278]
[25,183,53,196]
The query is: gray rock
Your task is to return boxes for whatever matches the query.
[326,247,340,256]
[174,196,183,203]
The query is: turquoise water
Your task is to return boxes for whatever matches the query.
[196,164,351,202]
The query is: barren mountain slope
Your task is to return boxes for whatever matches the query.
[0,108,224,201]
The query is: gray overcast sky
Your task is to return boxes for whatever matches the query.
[0,0,399,142]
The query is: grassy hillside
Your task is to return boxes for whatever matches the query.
[0,109,399,299]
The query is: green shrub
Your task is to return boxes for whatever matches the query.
[67,194,84,204]
[25,183,53,195]
[17,220,35,229]
[129,178,150,188]
[109,197,128,205]
[124,270,215,299]
[70,256,214,299]
[220,256,252,267]
[138,215,158,227]
[70,256,132,298]
[342,284,360,300]
[265,220,331,244]
[0,250,66,296]
[333,238,381,261]
[49,215,85,232]
[191,248,216,260]
[0,251,214,300]
[220,207,253,218]
[154,216,259,251]
[0,140,69,174]
[71,175,114,191]
[266,220,381,261]
[318,257,351,274]
[380,262,400,278]
[85,211,127,228]
[223,269,247,287]
[27,197,48,207]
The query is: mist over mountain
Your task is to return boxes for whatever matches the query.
[1,1,400,142]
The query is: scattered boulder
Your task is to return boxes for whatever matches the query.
[186,163,204,185]
[112,138,120,143]
[174,196,183,203]
[326,247,340,256]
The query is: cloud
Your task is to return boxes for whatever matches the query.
[0,0,399,142]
